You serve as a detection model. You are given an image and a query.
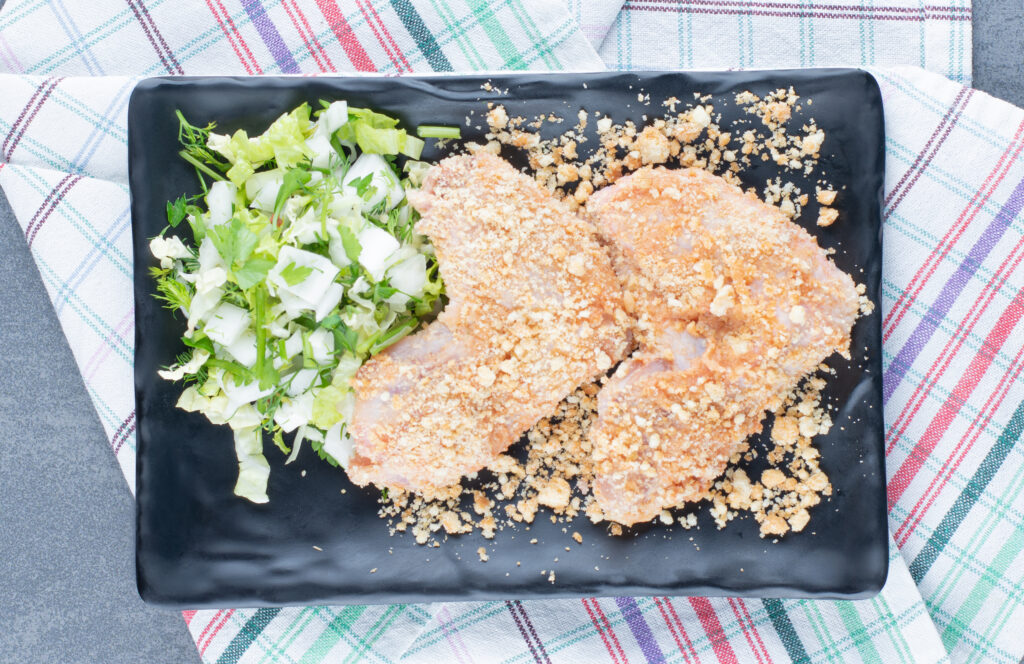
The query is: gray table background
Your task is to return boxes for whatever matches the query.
[2,3,1022,662]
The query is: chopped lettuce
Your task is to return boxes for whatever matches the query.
[233,427,271,504]
[151,100,445,503]
[353,124,424,159]
[338,106,424,159]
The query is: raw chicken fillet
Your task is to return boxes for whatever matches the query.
[586,167,859,526]
[346,153,631,495]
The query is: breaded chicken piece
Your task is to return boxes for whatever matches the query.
[586,167,859,526]
[346,153,631,495]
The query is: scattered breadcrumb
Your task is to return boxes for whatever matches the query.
[377,383,600,550]
[817,207,839,227]
[816,186,837,206]
[482,84,832,225]
[481,80,509,96]
[706,373,835,537]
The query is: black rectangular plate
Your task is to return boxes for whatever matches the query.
[130,70,887,608]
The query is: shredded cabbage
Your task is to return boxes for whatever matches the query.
[151,99,445,503]
[233,427,271,504]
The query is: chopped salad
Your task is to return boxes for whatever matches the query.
[150,101,453,502]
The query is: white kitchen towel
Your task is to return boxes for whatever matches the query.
[6,2,1024,664]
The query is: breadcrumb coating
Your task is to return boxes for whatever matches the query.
[585,166,859,526]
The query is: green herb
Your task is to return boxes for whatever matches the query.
[273,165,312,217]
[351,173,374,198]
[205,357,254,382]
[253,284,269,388]
[338,225,362,263]
[280,261,314,286]
[209,216,259,267]
[234,257,275,290]
[332,323,359,354]
[319,313,341,329]
[309,438,339,467]
[166,195,189,228]
[272,429,289,455]
[175,110,230,190]
[367,317,418,355]
[150,267,192,312]
[372,281,398,301]
[181,331,215,354]
[175,111,228,168]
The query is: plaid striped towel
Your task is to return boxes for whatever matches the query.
[3,2,1022,663]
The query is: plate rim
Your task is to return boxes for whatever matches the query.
[129,68,888,608]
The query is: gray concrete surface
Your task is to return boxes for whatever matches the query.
[974,1,1024,109]
[0,2,1022,663]
[0,187,201,663]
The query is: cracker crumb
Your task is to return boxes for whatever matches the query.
[788,508,811,532]
[761,468,786,489]
[635,126,671,164]
[691,105,711,127]
[487,105,509,130]
[761,513,789,537]
[817,207,839,227]
[577,109,588,129]
[536,477,572,509]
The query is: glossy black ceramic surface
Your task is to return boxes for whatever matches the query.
[130,70,887,608]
